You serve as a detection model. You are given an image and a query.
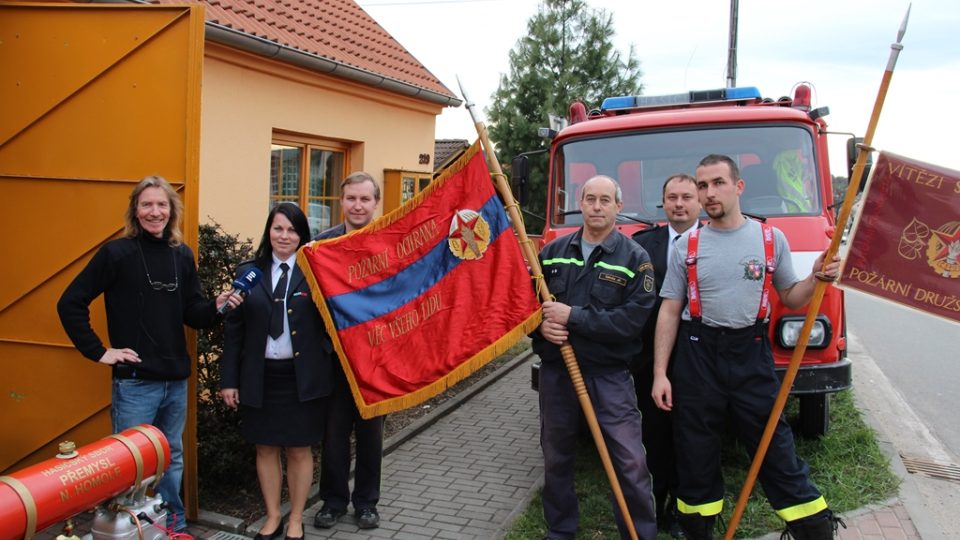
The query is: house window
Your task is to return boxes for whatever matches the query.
[270,135,347,237]
[383,169,432,213]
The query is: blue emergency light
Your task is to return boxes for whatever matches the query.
[601,86,762,112]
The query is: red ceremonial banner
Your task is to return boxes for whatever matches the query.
[298,142,542,418]
[841,152,960,324]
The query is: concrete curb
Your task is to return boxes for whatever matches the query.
[196,508,246,534]
[493,469,546,540]
[846,333,947,540]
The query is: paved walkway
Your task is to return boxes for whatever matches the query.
[838,502,920,539]
[290,352,543,539]
[35,348,934,539]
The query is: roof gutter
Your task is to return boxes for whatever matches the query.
[205,22,462,108]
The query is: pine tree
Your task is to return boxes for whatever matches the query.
[487,0,642,233]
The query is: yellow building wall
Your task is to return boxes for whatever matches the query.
[198,44,443,242]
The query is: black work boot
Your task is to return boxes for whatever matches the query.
[783,509,845,540]
[675,512,715,540]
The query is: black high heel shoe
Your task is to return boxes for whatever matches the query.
[253,519,284,540]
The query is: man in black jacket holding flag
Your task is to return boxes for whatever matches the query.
[533,174,658,540]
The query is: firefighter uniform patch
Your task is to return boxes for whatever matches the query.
[638,262,654,273]
[598,272,627,286]
[643,274,655,293]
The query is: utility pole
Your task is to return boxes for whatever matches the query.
[726,0,738,87]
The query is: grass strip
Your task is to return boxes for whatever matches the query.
[506,389,899,539]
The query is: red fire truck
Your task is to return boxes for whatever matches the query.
[516,84,856,437]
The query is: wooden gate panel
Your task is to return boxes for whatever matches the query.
[0,7,194,178]
[0,5,203,482]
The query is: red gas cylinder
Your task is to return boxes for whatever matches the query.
[0,424,170,540]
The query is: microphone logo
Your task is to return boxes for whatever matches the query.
[218,267,263,314]
[238,268,262,290]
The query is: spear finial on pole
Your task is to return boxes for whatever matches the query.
[897,4,911,44]
[723,6,911,538]
[456,76,481,126]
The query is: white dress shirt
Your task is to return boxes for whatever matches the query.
[666,223,696,266]
[265,255,295,360]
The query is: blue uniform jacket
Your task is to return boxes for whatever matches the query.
[532,228,657,376]
[220,260,333,408]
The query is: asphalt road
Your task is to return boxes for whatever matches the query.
[845,289,960,457]
[845,288,960,539]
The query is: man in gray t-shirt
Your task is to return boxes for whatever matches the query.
[651,154,841,540]
[660,219,798,329]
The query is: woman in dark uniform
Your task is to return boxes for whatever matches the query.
[220,203,333,540]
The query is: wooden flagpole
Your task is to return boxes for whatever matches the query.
[458,78,640,540]
[724,6,911,538]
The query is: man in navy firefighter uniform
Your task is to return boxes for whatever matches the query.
[534,175,658,540]
[651,155,842,539]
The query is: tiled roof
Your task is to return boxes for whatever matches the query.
[150,0,457,101]
[433,138,470,172]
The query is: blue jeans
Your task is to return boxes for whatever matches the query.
[112,378,187,531]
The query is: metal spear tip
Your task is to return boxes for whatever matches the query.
[457,75,483,125]
[897,3,911,43]
[456,75,475,111]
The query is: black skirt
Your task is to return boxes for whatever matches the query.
[239,358,325,446]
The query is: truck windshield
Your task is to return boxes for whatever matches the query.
[552,125,820,225]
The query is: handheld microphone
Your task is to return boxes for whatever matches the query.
[218,267,263,314]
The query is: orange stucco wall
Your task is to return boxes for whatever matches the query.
[198,44,443,242]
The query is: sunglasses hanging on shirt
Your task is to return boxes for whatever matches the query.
[137,240,179,292]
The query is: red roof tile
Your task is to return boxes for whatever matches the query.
[150,0,456,100]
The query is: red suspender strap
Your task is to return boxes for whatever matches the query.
[757,222,776,321]
[685,228,701,320]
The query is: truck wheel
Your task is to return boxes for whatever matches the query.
[798,394,830,438]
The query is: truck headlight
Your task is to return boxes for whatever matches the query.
[776,316,832,349]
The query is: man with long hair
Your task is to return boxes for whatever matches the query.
[58,176,241,532]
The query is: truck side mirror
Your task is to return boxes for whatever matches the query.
[846,137,873,193]
[511,154,530,206]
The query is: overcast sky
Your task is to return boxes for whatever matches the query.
[360,0,960,176]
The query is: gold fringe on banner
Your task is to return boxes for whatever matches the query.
[359,310,541,419]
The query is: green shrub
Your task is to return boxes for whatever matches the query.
[195,222,257,504]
